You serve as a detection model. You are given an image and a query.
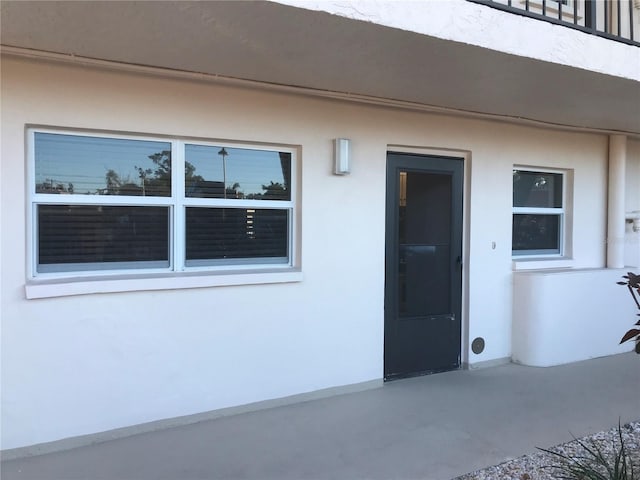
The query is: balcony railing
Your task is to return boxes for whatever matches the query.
[469,0,640,46]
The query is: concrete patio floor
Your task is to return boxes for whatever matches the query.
[2,353,639,480]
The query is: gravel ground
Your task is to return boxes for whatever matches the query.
[455,421,640,480]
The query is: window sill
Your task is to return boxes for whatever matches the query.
[25,269,303,299]
[512,257,574,271]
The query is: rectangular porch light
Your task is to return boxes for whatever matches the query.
[334,138,351,175]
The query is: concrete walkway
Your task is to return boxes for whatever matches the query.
[2,353,639,480]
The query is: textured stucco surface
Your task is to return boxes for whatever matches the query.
[1,0,639,133]
[277,0,640,81]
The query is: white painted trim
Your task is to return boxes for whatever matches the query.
[512,258,575,270]
[3,47,639,139]
[25,130,36,279]
[463,356,511,370]
[173,141,184,272]
[607,135,627,268]
[25,269,304,299]
[0,378,381,460]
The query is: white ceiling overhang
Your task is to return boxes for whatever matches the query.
[1,0,639,134]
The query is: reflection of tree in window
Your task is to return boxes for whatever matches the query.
[184,147,291,201]
[245,181,288,200]
[99,150,176,196]
[35,179,74,194]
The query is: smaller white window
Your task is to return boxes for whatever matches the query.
[512,168,566,257]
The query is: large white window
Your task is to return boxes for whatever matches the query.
[28,129,297,279]
[512,168,566,257]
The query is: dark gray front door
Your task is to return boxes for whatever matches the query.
[384,153,463,380]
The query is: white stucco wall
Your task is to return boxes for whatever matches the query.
[511,138,639,367]
[512,268,636,367]
[275,0,640,82]
[1,56,612,449]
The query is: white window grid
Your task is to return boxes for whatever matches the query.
[512,166,567,258]
[27,128,298,279]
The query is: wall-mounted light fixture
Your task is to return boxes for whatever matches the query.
[334,138,351,175]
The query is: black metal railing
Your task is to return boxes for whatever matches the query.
[469,0,639,46]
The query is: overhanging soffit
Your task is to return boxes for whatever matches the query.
[1,0,639,134]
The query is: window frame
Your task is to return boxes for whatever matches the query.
[512,166,567,259]
[27,127,299,282]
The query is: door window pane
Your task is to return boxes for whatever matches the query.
[185,145,291,200]
[37,205,170,271]
[399,244,450,316]
[35,133,172,197]
[398,171,452,316]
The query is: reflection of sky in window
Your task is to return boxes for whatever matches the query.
[513,170,562,208]
[186,144,287,196]
[35,133,171,195]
